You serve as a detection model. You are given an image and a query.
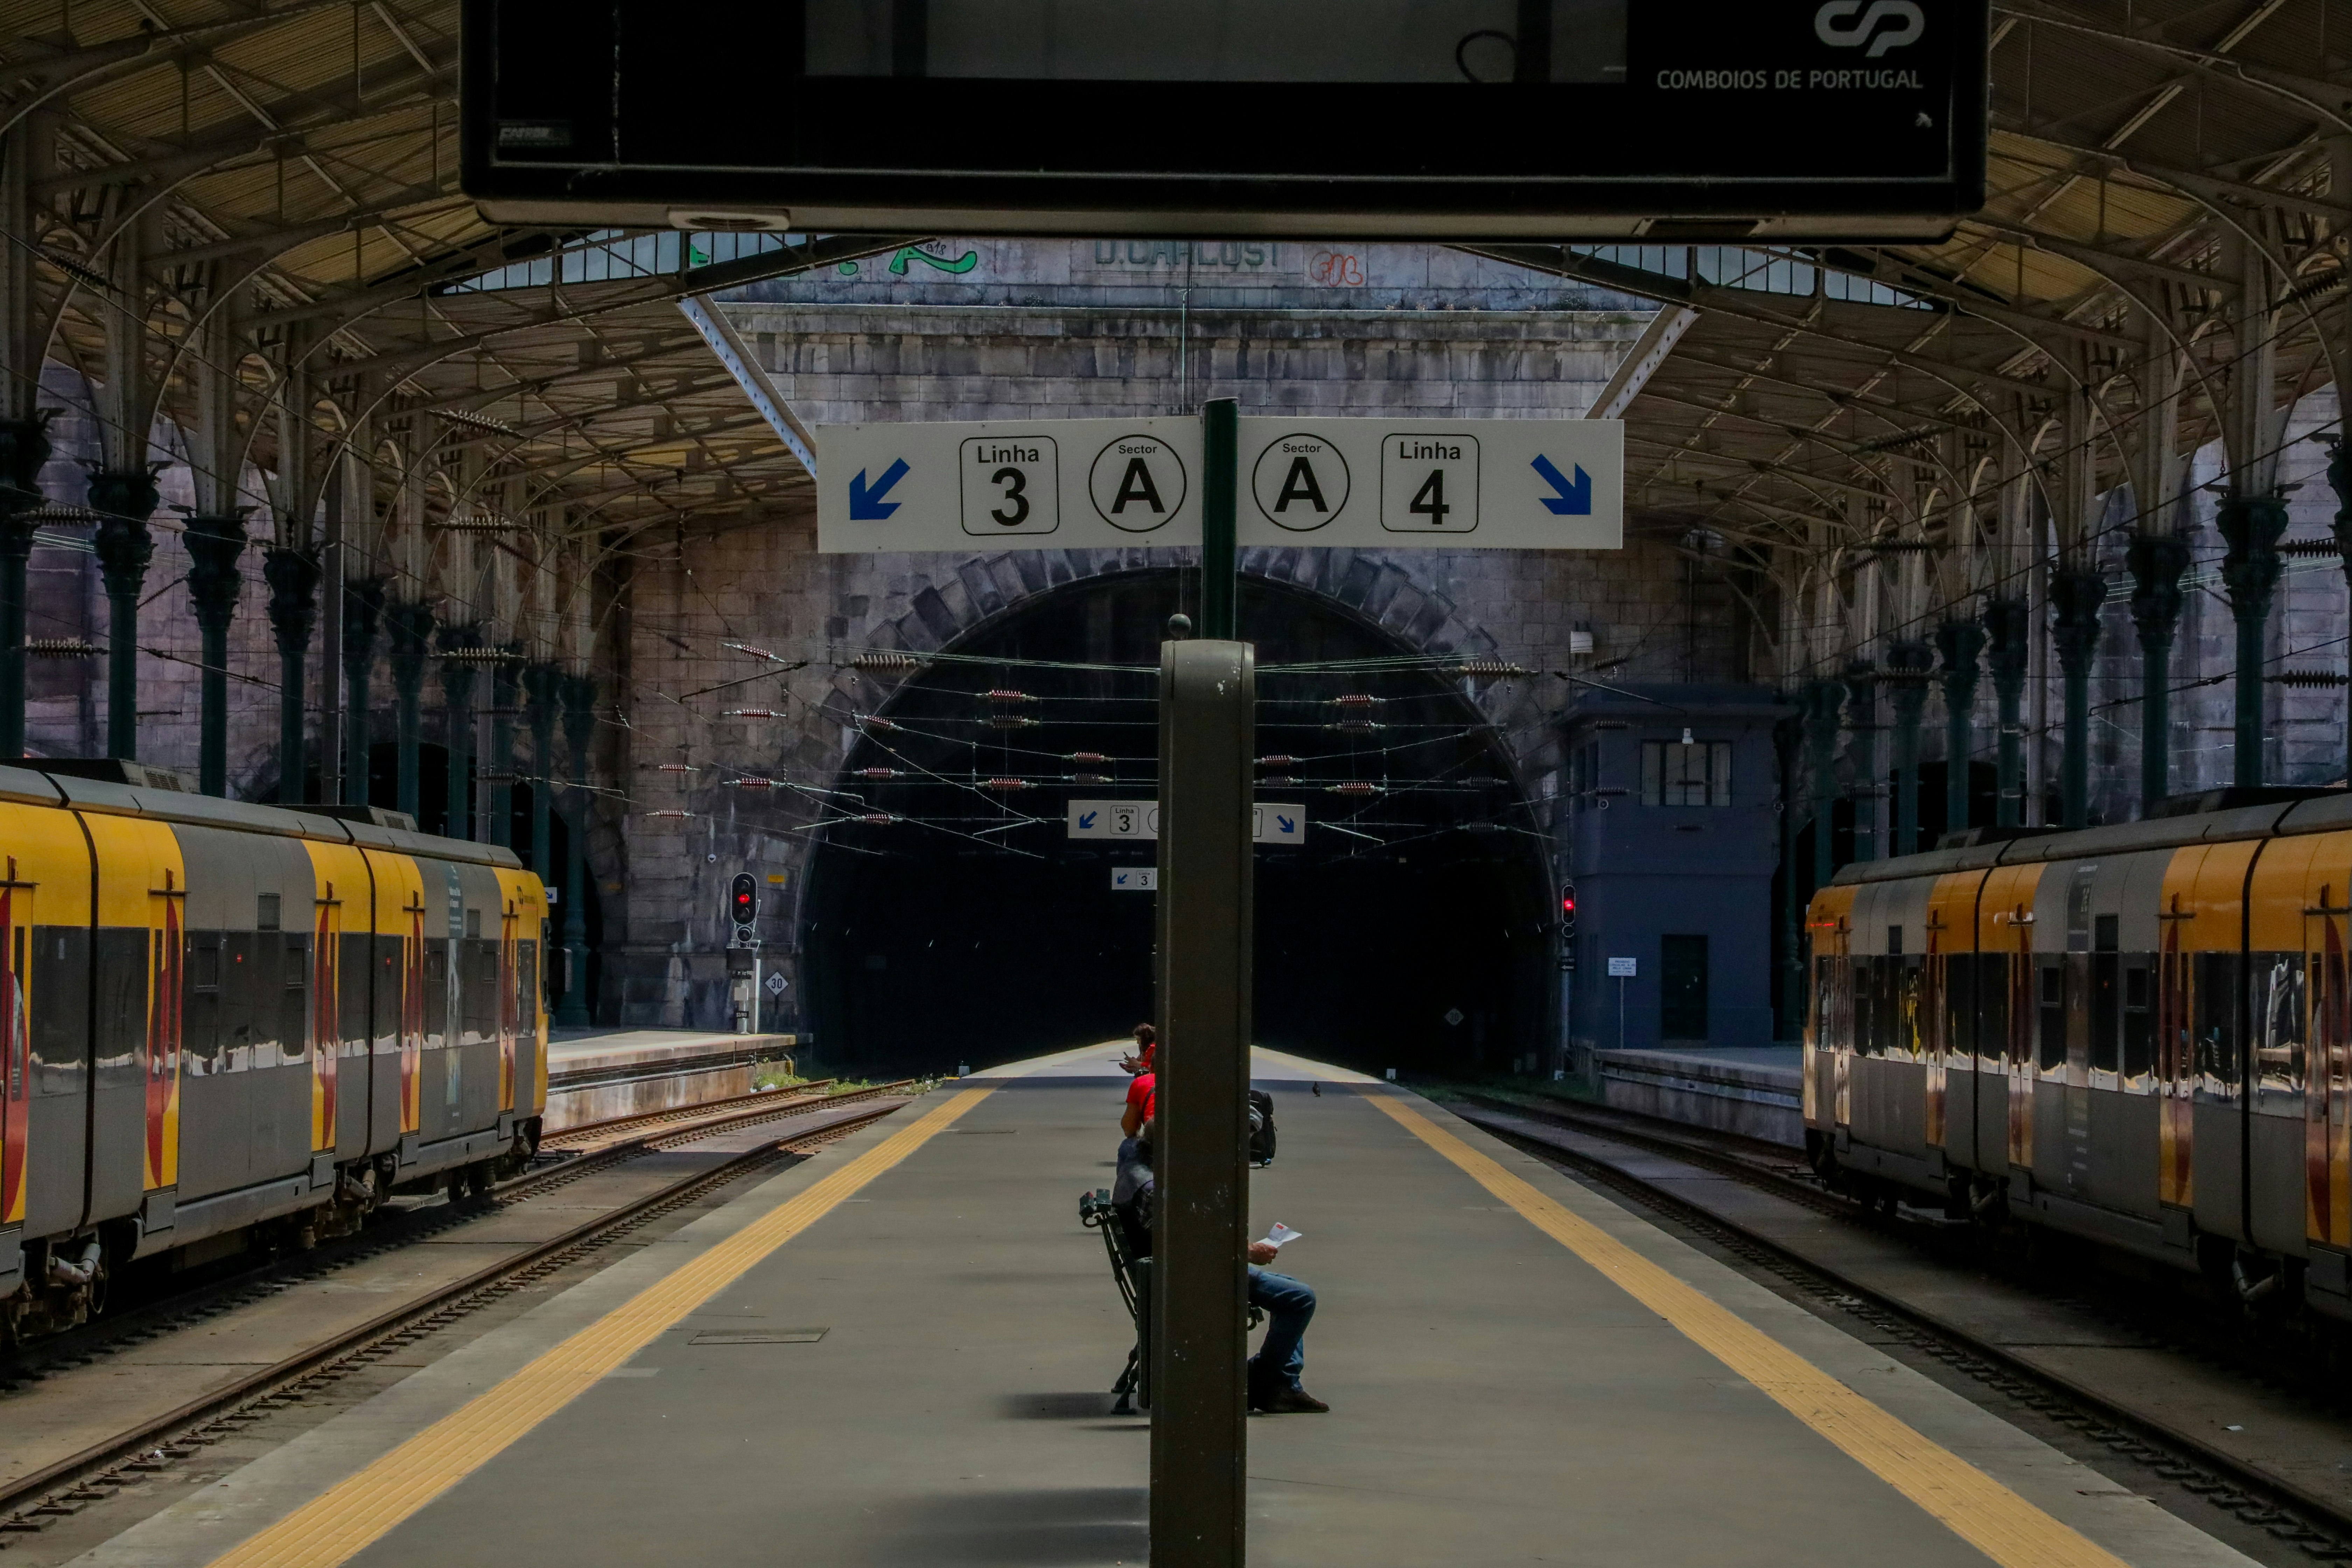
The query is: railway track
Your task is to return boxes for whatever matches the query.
[0,1086,920,1533]
[1443,1088,2352,1561]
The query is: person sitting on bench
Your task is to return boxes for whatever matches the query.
[1115,1118,1328,1415]
[1120,1029,1157,1140]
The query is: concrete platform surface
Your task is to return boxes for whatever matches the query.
[1595,1043,1805,1147]
[74,1047,2256,1568]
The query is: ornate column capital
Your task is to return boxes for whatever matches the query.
[2124,532,2191,646]
[182,511,252,636]
[2218,494,2291,615]
[89,468,162,597]
[2048,568,2107,675]
[262,546,322,653]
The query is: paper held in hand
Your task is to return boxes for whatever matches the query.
[1262,1223,1303,1249]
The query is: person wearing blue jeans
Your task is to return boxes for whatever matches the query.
[1245,1256,1325,1414]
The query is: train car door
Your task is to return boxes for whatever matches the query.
[489,867,546,1122]
[1977,860,2043,1174]
[358,849,425,1158]
[2298,834,2352,1254]
[1926,868,1990,1170]
[0,800,91,1249]
[2247,832,2323,1256]
[1801,882,1855,1144]
[76,812,185,1234]
[2162,838,2262,1244]
[299,839,370,1167]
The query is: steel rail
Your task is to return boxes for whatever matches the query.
[0,1094,914,1527]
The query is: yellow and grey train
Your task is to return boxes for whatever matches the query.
[1805,790,2352,1317]
[0,761,548,1340]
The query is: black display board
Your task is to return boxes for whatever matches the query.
[462,0,1986,240]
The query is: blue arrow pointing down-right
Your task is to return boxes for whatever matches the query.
[1531,454,1592,516]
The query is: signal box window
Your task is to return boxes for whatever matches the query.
[1640,740,1731,807]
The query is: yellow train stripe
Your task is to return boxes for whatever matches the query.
[1365,1093,2130,1568]
[204,1086,995,1568]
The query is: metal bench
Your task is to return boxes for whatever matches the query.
[1080,1187,1259,1416]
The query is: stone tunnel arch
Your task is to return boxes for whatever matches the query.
[798,559,1559,1078]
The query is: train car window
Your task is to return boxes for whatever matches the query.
[2037,959,2065,1071]
[465,908,482,940]
[1897,955,1923,1059]
[424,940,448,1043]
[2122,962,2153,1080]
[2094,914,2117,952]
[280,936,307,1059]
[2091,951,2120,1073]
[338,932,370,1052]
[1944,952,1974,1061]
[2193,951,2242,1092]
[1887,925,1902,956]
[192,938,220,992]
[284,934,307,987]
[2255,952,2305,1096]
[1979,953,2009,1064]
[257,892,281,931]
[1860,956,1883,1058]
[95,927,148,1074]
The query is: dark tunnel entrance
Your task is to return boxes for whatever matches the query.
[803,571,1555,1080]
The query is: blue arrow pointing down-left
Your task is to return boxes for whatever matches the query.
[850,458,910,519]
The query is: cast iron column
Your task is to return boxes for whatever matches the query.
[341,577,385,806]
[438,624,480,841]
[2218,496,2289,789]
[1884,640,1931,855]
[2049,568,2106,829]
[89,469,159,761]
[262,547,320,804]
[386,600,434,821]
[487,648,519,848]
[1804,677,1841,892]
[1843,660,1879,862]
[2126,533,2191,814]
[1933,618,1984,835]
[524,663,560,884]
[0,413,51,757]
[557,672,596,1027]
[182,511,249,797]
[1983,597,2031,826]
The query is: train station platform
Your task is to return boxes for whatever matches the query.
[541,1028,805,1129]
[74,1044,2259,1568]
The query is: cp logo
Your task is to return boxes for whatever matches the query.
[1814,0,1924,56]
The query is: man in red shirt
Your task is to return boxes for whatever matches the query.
[1120,1024,1157,1137]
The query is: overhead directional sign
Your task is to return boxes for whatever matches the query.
[1111,867,1160,892]
[1069,800,1306,846]
[821,418,1619,552]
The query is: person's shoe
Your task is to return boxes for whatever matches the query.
[1245,1362,1281,1412]
[1259,1384,1329,1414]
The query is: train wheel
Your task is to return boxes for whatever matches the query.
[467,1162,495,1200]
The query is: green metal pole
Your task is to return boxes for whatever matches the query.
[0,413,52,758]
[1151,636,1255,1568]
[1984,598,2030,827]
[89,470,159,761]
[2050,568,2106,829]
[1200,398,1238,641]
[184,511,249,798]
[2219,496,2288,789]
[1933,618,1984,835]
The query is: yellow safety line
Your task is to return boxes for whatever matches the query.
[205,1087,996,1568]
[1365,1094,2130,1568]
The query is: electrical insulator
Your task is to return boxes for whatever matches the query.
[855,768,902,780]
[858,813,898,826]
[1330,719,1383,735]
[724,777,780,789]
[1450,660,1528,679]
[646,809,695,819]
[986,714,1041,730]
[1071,773,1110,785]
[729,873,758,928]
[1069,751,1110,764]
[982,688,1038,703]
[654,762,699,774]
[982,778,1034,792]
[1255,755,1298,768]
[857,715,899,733]
[1328,782,1386,797]
[1329,694,1382,709]
[724,708,786,719]
[1259,776,1299,789]
[853,652,928,673]
[723,640,786,663]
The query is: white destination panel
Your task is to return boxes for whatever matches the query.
[821,419,1201,551]
[1069,799,1306,845]
[1237,417,1620,550]
[1111,866,1159,891]
[820,417,1619,551]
